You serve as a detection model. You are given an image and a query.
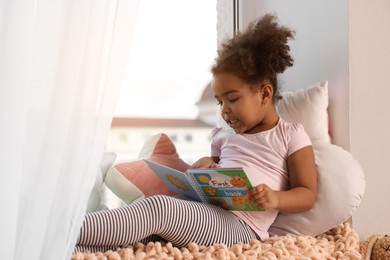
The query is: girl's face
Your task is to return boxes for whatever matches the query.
[212,73,278,134]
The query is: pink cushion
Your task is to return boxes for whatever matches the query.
[110,133,191,198]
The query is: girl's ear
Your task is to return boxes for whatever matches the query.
[260,84,274,103]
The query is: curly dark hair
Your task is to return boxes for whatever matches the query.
[211,14,295,102]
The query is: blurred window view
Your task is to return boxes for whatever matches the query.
[104,1,218,207]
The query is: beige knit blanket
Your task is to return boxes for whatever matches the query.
[72,223,362,259]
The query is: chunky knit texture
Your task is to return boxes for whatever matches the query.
[72,223,363,259]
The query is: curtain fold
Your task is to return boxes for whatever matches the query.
[0,0,139,259]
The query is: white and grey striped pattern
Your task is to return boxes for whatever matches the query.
[74,195,258,253]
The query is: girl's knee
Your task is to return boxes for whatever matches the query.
[139,194,177,207]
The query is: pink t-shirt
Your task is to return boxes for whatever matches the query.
[211,118,312,240]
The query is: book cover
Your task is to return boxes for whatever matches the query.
[143,159,204,202]
[144,159,263,211]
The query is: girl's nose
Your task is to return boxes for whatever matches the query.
[221,102,230,113]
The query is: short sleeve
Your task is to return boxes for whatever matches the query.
[210,127,223,157]
[287,123,312,157]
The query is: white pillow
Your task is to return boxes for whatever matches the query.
[86,152,117,212]
[277,81,331,143]
[269,140,365,236]
[270,81,365,235]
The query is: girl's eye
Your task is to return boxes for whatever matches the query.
[229,98,239,103]
[216,101,222,106]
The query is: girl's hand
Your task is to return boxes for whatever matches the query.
[249,184,279,210]
[192,157,218,169]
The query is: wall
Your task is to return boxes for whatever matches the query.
[349,0,390,240]
[237,0,390,240]
[240,0,349,150]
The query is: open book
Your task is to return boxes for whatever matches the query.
[144,159,264,211]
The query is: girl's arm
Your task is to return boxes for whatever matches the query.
[250,145,317,213]
[192,156,220,169]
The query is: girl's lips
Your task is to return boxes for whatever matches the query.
[226,119,238,128]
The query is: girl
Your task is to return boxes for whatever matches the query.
[74,13,317,253]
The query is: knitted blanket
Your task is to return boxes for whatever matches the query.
[72,223,362,259]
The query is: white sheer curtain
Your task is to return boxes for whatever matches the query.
[0,0,139,259]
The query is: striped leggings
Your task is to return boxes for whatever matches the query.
[74,195,258,253]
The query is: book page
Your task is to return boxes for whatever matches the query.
[187,168,264,211]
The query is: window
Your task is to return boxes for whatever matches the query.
[184,134,193,143]
[115,0,217,120]
[108,0,217,163]
[169,134,178,142]
[104,0,218,208]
